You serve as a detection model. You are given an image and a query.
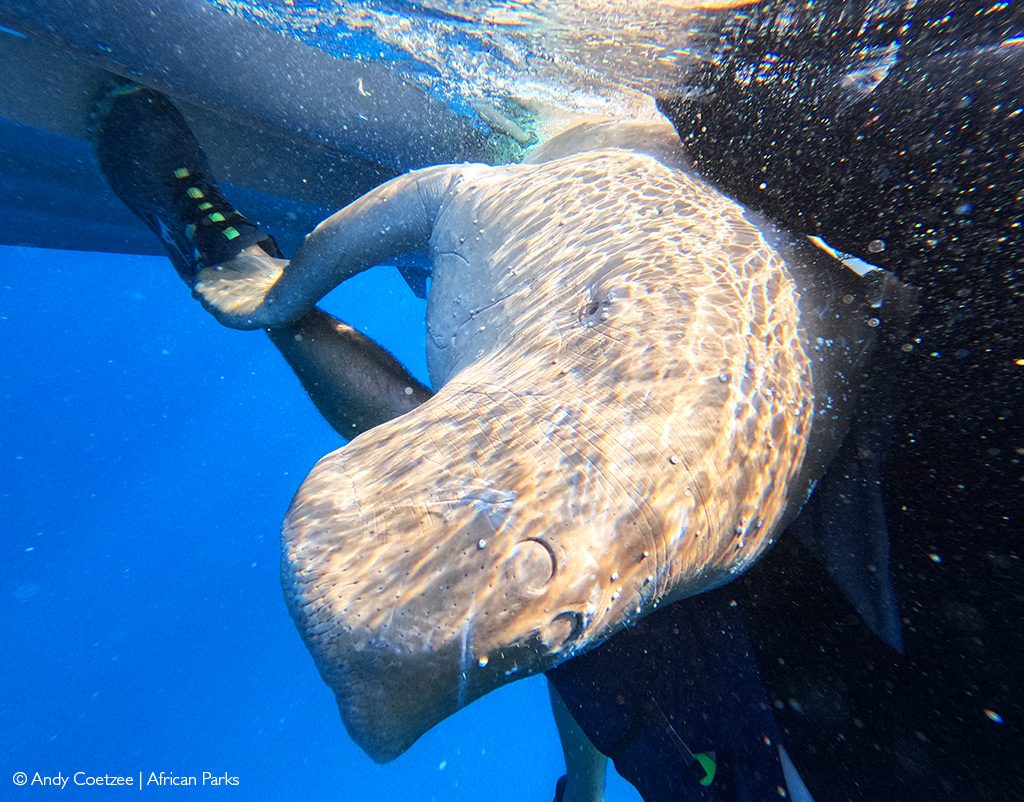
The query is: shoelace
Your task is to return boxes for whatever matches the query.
[166,168,246,242]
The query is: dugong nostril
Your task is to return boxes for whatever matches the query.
[500,538,556,593]
[538,611,585,651]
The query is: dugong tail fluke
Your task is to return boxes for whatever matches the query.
[202,121,893,763]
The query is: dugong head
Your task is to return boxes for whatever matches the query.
[281,149,819,763]
[281,392,619,761]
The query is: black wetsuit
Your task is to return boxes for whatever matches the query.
[548,591,790,802]
[549,3,1024,801]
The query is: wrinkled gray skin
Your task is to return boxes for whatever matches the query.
[197,118,898,763]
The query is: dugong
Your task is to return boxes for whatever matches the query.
[198,118,901,763]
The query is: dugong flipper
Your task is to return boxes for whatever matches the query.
[202,120,898,763]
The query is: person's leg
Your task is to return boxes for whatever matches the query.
[93,84,430,438]
[267,307,431,436]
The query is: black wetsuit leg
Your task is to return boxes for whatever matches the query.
[547,591,789,802]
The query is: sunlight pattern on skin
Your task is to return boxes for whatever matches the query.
[278,145,814,762]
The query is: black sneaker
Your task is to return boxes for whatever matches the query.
[92,84,281,284]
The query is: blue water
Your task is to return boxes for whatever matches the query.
[1,245,642,799]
